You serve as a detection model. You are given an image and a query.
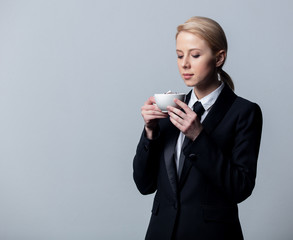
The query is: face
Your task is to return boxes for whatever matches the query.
[176,31,218,89]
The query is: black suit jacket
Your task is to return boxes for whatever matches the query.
[133,84,263,240]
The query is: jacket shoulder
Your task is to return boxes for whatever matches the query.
[233,96,262,113]
[231,96,263,126]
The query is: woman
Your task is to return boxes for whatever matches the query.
[133,16,262,240]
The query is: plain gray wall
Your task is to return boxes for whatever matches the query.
[0,0,292,239]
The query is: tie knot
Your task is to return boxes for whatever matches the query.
[193,101,205,119]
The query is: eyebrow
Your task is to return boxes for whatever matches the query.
[176,48,202,52]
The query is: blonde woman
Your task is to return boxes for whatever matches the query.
[133,17,262,240]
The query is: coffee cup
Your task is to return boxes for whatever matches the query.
[154,93,186,112]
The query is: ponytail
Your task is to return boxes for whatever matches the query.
[219,68,234,91]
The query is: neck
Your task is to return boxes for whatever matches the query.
[193,78,221,100]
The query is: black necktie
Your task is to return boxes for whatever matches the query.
[193,101,205,121]
[177,101,205,178]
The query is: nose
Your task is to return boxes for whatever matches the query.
[182,57,190,69]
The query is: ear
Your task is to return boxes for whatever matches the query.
[215,50,226,68]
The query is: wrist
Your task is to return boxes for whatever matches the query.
[191,126,203,141]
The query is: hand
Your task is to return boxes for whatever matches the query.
[167,98,203,141]
[141,96,168,139]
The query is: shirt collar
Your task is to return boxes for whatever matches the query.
[188,82,224,110]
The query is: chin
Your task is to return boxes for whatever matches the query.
[183,80,197,88]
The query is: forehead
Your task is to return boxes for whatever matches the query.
[176,31,210,51]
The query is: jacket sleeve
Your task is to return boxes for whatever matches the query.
[133,128,162,195]
[184,102,263,203]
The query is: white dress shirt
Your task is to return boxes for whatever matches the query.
[175,82,225,172]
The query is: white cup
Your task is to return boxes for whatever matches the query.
[154,93,186,112]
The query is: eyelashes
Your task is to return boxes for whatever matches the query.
[177,54,200,59]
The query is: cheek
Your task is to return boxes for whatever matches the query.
[177,61,182,71]
[196,61,215,75]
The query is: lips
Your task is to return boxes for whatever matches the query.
[183,73,194,80]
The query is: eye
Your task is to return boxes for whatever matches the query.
[177,55,183,59]
[192,54,200,58]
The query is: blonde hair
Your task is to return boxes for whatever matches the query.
[176,16,234,90]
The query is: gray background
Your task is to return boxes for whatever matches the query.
[0,0,292,239]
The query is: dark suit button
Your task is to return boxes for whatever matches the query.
[188,154,197,160]
[144,145,149,152]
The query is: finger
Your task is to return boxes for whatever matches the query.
[143,113,168,123]
[145,114,168,120]
[167,105,186,119]
[169,115,184,132]
[168,111,184,125]
[174,99,193,114]
[143,97,163,110]
[143,104,166,114]
[142,109,168,118]
[145,96,156,105]
[142,104,156,111]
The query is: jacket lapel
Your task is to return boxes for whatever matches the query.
[202,84,237,134]
[179,84,237,188]
[163,91,192,196]
[163,123,179,196]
